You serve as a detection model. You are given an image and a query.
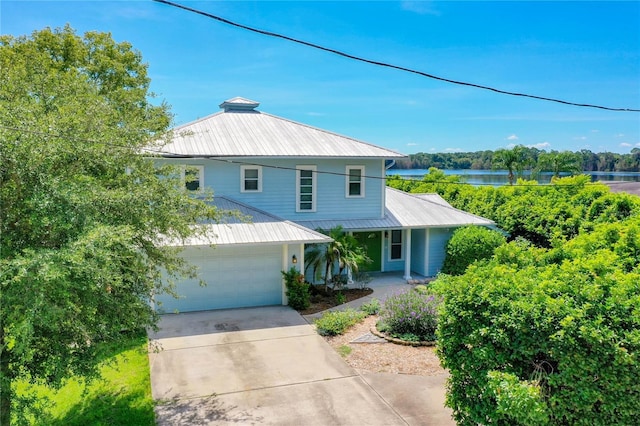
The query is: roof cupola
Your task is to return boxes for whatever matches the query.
[219,97,260,112]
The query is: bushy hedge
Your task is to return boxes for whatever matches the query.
[441,225,506,275]
[379,289,441,341]
[434,221,640,425]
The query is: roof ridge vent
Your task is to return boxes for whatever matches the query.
[219,97,260,112]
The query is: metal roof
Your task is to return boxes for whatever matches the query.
[295,187,494,231]
[155,98,406,159]
[413,193,452,207]
[165,197,332,247]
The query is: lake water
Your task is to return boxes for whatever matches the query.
[387,169,640,186]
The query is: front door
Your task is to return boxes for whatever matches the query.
[353,231,382,272]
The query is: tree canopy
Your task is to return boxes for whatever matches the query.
[391,147,640,173]
[0,26,220,424]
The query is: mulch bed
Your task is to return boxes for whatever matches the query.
[298,288,373,315]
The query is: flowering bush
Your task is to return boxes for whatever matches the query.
[380,289,442,341]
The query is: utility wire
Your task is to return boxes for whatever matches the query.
[1,124,620,188]
[153,0,640,113]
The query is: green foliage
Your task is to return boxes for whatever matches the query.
[337,345,352,357]
[413,284,430,295]
[0,26,221,424]
[380,289,441,341]
[281,267,310,311]
[359,298,381,315]
[335,292,346,305]
[388,171,638,249]
[493,145,532,185]
[537,150,582,177]
[391,147,640,173]
[434,224,640,425]
[305,226,372,288]
[487,371,549,425]
[15,331,154,425]
[441,226,506,275]
[314,309,367,336]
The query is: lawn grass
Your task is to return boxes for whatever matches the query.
[15,331,155,425]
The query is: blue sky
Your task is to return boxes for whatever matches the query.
[3,1,639,155]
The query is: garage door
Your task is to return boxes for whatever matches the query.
[156,245,283,313]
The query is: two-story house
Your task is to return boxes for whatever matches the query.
[154,97,493,313]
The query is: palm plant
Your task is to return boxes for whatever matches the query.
[305,226,371,291]
[493,145,529,185]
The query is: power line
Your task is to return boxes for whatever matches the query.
[153,0,640,113]
[1,124,615,188]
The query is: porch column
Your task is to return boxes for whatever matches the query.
[281,245,289,305]
[403,229,412,280]
[425,228,431,277]
[298,243,305,276]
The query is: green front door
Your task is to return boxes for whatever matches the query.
[353,231,382,272]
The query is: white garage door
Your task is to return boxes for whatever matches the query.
[156,245,283,313]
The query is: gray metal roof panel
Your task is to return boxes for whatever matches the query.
[159,108,406,158]
[385,187,494,227]
[295,188,493,231]
[165,196,332,246]
[413,193,452,207]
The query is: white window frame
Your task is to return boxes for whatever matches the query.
[240,165,262,193]
[345,165,365,198]
[296,165,317,212]
[182,165,204,192]
[389,229,403,261]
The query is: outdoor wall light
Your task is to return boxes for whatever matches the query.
[292,254,298,264]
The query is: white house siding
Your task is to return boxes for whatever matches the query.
[155,245,283,313]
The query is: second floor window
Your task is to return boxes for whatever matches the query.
[346,166,364,197]
[241,165,262,192]
[184,165,204,192]
[296,165,316,212]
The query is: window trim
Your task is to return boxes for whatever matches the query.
[240,165,262,193]
[389,229,403,261]
[296,165,317,212]
[182,165,204,192]
[345,165,365,198]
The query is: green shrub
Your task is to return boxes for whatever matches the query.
[380,289,441,341]
[281,267,310,310]
[314,309,366,336]
[434,246,640,426]
[441,225,506,275]
[359,298,381,315]
[413,284,429,294]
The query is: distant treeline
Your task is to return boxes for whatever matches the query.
[391,147,640,172]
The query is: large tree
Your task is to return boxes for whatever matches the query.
[0,26,220,424]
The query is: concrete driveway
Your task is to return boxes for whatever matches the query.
[148,306,453,425]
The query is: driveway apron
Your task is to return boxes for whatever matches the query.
[148,306,407,425]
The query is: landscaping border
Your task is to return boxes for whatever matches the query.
[370,325,436,347]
